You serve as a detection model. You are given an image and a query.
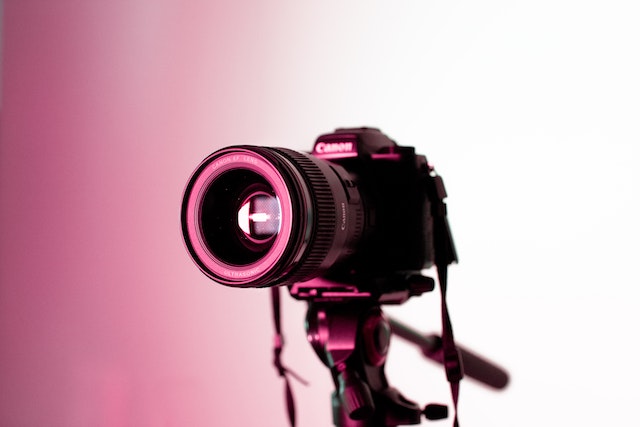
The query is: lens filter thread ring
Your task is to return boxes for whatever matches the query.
[182,148,295,287]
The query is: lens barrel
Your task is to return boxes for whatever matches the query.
[181,146,362,288]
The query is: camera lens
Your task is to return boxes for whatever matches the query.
[181,146,362,288]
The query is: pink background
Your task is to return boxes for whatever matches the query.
[1,1,639,426]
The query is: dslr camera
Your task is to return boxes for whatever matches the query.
[181,127,456,301]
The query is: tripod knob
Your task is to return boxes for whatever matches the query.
[423,403,449,421]
[337,369,375,420]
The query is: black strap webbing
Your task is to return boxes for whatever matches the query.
[271,286,307,427]
[437,264,463,427]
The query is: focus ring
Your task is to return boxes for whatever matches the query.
[272,148,338,284]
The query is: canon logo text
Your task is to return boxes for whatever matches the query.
[315,142,354,154]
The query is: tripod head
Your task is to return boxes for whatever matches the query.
[285,273,508,427]
[302,285,446,427]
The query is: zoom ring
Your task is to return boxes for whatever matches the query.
[273,148,338,284]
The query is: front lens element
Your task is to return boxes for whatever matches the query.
[200,169,280,266]
[238,192,281,241]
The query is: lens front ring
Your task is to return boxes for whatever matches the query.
[182,148,298,287]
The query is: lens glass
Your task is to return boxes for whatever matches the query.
[237,192,281,241]
[200,169,282,266]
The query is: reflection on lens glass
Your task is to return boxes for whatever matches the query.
[200,169,281,266]
[237,193,281,240]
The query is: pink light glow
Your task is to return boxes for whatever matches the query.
[0,2,297,426]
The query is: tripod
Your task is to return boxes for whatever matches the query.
[307,300,437,427]
[283,274,509,427]
[285,274,445,427]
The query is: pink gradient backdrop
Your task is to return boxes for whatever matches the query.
[2,1,639,426]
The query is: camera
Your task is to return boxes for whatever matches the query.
[181,128,456,297]
[180,129,483,426]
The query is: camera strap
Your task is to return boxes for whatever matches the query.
[270,286,308,427]
[437,264,463,427]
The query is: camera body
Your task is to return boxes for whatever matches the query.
[181,127,455,297]
[309,129,434,277]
